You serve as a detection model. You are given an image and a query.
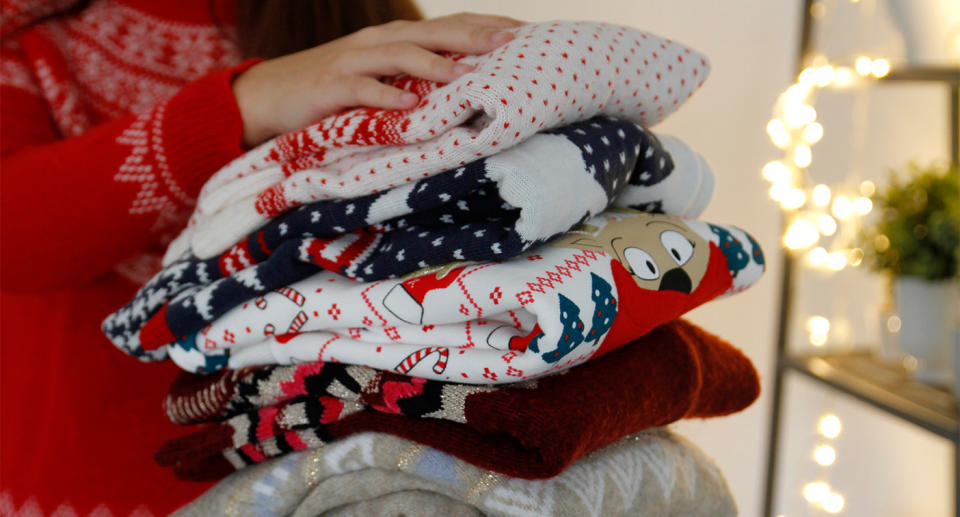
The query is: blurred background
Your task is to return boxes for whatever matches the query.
[415,1,958,516]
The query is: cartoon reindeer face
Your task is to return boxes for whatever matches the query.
[552,212,710,294]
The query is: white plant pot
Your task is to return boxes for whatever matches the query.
[894,276,959,385]
[884,0,960,66]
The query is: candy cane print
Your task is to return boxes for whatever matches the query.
[287,311,308,334]
[274,287,306,306]
[394,347,450,375]
[275,310,310,344]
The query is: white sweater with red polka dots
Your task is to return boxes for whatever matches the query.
[166,21,710,263]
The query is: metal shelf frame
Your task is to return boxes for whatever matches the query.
[761,2,960,516]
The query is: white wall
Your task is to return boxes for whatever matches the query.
[415,1,953,515]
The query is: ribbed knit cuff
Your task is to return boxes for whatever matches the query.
[162,58,263,202]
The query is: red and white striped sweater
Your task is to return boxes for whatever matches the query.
[0,0,254,515]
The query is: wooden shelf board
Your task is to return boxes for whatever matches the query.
[782,351,959,442]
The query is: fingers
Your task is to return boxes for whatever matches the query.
[364,13,525,54]
[348,77,420,111]
[325,13,527,111]
[445,12,525,30]
[343,42,474,83]
[408,18,517,53]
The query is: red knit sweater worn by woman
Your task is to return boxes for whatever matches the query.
[1,0,254,514]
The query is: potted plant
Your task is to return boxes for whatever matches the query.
[859,162,959,384]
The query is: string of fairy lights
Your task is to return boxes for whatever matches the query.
[802,413,845,513]
[764,54,895,515]
[764,55,891,349]
[764,57,888,256]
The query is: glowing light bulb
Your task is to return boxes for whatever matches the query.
[855,56,873,76]
[803,482,830,503]
[767,119,791,148]
[823,492,845,513]
[853,196,873,215]
[771,133,791,149]
[766,118,785,136]
[808,246,828,266]
[814,444,837,466]
[871,58,890,78]
[819,414,842,438]
[810,333,828,346]
[803,122,824,143]
[807,316,831,335]
[815,65,835,86]
[782,188,807,210]
[794,145,812,168]
[817,215,837,236]
[859,180,876,196]
[784,84,808,105]
[827,251,847,270]
[784,219,819,250]
[762,161,791,183]
[785,104,817,127]
[833,66,855,87]
[769,183,789,202]
[812,184,831,206]
[798,66,818,87]
[832,196,853,220]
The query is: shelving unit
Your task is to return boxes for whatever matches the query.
[784,352,958,441]
[761,2,960,516]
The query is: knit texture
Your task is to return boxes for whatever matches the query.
[103,118,716,360]
[155,319,761,481]
[1,0,253,290]
[107,211,765,380]
[172,430,737,517]
[0,0,81,38]
[166,20,711,263]
[1,0,246,514]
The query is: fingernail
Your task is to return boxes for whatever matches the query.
[400,92,418,105]
[453,63,474,75]
[491,31,514,45]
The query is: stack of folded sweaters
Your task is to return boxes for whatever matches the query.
[102,21,765,516]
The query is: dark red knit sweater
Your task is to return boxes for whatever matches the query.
[0,0,256,514]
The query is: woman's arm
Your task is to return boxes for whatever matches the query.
[0,42,260,291]
[0,13,522,291]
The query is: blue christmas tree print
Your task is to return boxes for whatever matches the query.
[585,273,617,345]
[709,224,749,278]
[746,232,765,267]
[169,332,230,374]
[527,332,545,353]
[540,294,586,364]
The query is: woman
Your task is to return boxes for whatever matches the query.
[0,1,521,514]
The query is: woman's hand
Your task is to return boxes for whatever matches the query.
[232,13,524,147]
